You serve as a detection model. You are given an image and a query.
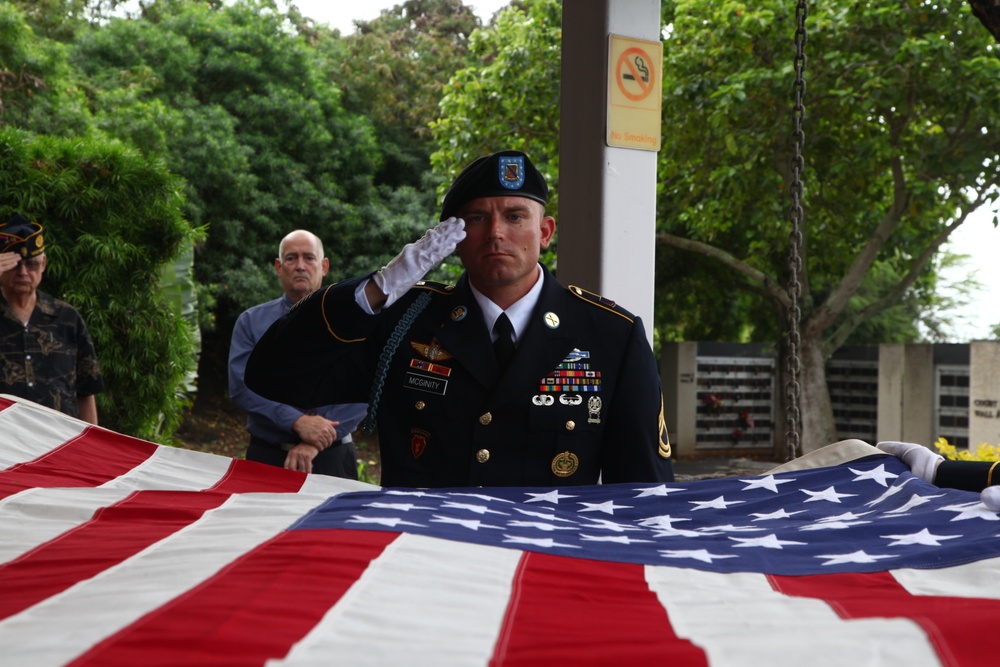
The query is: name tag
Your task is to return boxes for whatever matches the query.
[405,372,448,396]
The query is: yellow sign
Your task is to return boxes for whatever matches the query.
[607,34,663,151]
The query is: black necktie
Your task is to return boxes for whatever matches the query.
[493,313,516,369]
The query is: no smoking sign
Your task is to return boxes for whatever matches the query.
[607,34,663,151]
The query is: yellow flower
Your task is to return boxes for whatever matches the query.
[934,437,1000,461]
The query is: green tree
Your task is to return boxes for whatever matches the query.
[336,0,481,187]
[436,0,1000,453]
[0,2,92,135]
[656,0,1000,450]
[431,0,561,213]
[67,0,408,389]
[0,126,201,440]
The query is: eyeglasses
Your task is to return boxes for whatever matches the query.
[16,257,44,272]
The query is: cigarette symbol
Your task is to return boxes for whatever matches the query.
[622,56,650,83]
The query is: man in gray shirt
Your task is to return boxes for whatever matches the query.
[228,229,366,478]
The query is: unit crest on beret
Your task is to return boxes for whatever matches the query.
[568,285,636,322]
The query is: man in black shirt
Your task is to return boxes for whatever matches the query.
[0,213,104,423]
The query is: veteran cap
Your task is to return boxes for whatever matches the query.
[440,150,548,221]
[0,213,45,258]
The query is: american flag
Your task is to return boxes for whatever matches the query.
[2,394,999,666]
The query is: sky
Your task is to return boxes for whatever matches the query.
[936,205,1000,340]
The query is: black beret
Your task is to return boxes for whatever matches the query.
[0,213,45,258]
[440,150,548,221]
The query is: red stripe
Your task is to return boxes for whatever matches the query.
[70,529,398,666]
[212,457,309,494]
[490,552,708,667]
[0,427,158,500]
[0,396,13,411]
[0,460,304,621]
[771,571,1000,666]
[0,489,231,620]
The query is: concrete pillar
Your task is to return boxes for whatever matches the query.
[969,341,1000,449]
[877,343,935,445]
[661,342,697,458]
[558,0,660,346]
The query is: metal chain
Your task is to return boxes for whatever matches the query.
[785,0,808,462]
[360,291,433,435]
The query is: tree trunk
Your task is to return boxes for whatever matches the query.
[798,335,838,453]
[969,0,1000,43]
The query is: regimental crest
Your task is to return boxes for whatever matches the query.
[498,155,525,190]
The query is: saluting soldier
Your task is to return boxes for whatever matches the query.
[246,150,673,488]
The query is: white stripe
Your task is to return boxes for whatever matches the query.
[893,556,1000,599]
[298,473,378,495]
[0,446,234,563]
[0,487,134,563]
[102,444,234,492]
[645,565,941,667]
[0,491,332,667]
[272,533,522,667]
[0,399,87,468]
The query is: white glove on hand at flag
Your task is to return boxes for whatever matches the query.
[373,216,466,308]
[876,441,943,483]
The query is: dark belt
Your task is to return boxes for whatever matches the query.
[250,433,353,452]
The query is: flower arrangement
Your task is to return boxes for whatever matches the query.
[934,437,1000,462]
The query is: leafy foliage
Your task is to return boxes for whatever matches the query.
[431,0,561,267]
[0,2,92,135]
[0,126,201,441]
[337,0,481,187]
[65,0,442,388]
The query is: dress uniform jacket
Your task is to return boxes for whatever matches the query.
[936,460,1000,492]
[246,266,674,488]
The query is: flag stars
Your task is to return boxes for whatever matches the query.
[364,502,434,512]
[524,490,578,504]
[659,549,738,564]
[634,484,687,498]
[740,475,795,493]
[751,508,806,521]
[730,534,807,549]
[689,496,745,511]
[800,519,871,531]
[816,550,896,566]
[849,464,898,487]
[347,515,424,528]
[580,534,654,545]
[503,535,580,549]
[508,520,577,532]
[580,517,643,533]
[938,502,1000,522]
[818,511,873,523]
[882,528,960,547]
[440,501,508,516]
[578,500,632,515]
[801,486,857,503]
[513,508,578,522]
[697,524,766,534]
[884,494,945,514]
[865,478,916,507]
[430,515,503,531]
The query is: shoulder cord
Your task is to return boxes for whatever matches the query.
[359,291,433,435]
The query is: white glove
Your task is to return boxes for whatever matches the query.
[373,217,466,308]
[982,486,1000,512]
[876,441,944,483]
